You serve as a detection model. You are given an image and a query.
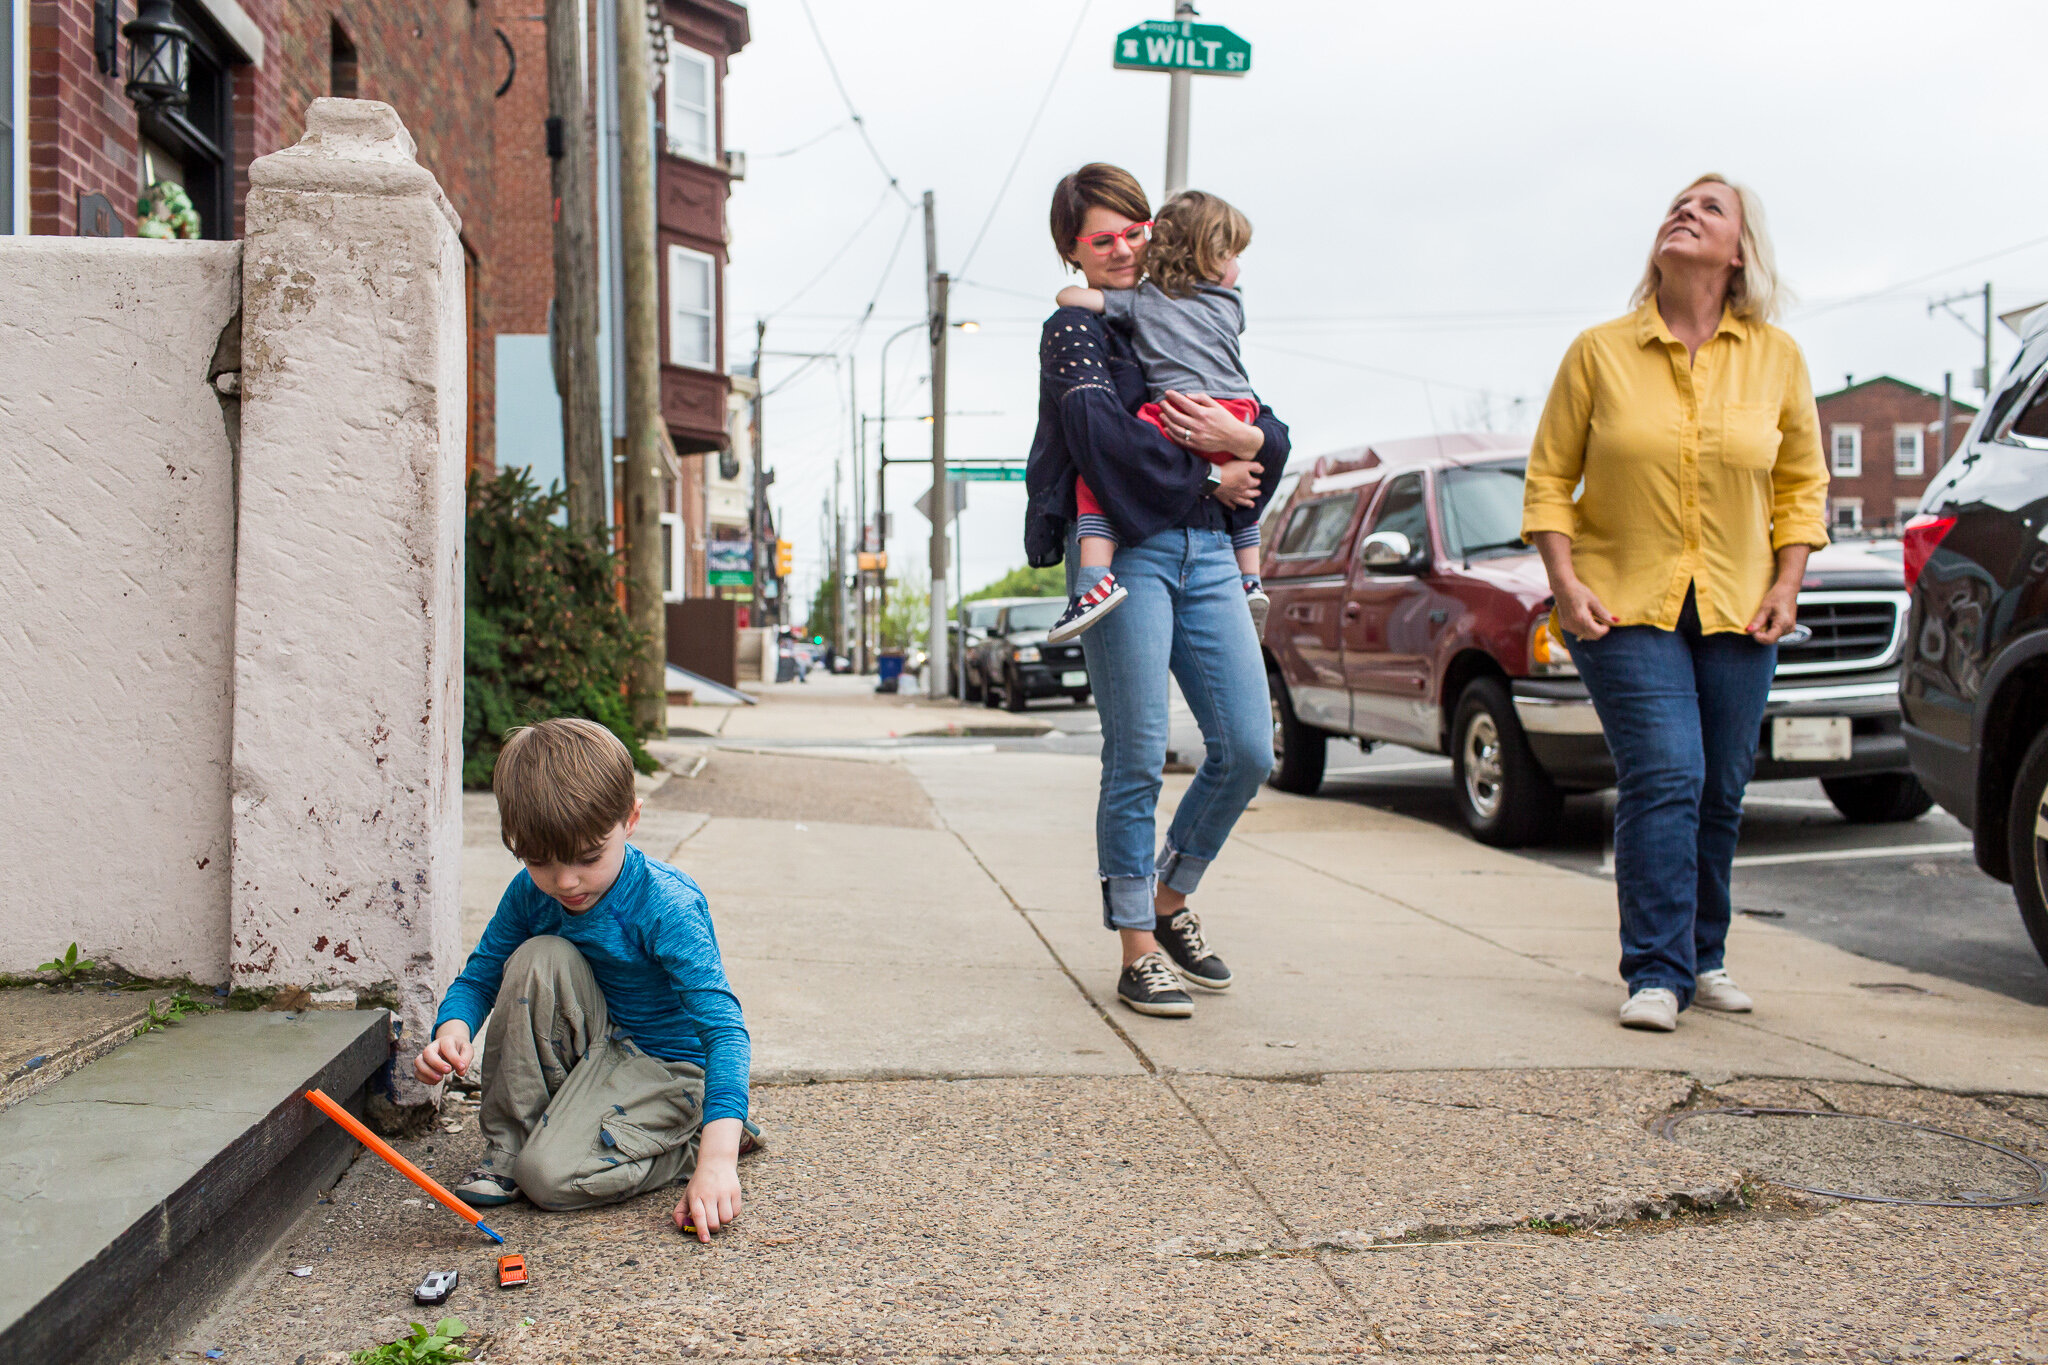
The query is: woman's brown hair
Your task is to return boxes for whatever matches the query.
[1146,191,1252,299]
[1048,163,1151,269]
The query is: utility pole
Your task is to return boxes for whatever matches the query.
[833,451,848,663]
[750,320,767,629]
[1939,372,1953,469]
[1163,0,1195,195]
[924,188,950,700]
[546,0,606,535]
[1984,282,1996,394]
[616,0,665,734]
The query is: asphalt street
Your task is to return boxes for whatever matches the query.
[920,684,2048,1011]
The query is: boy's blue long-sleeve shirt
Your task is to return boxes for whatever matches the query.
[434,845,751,1124]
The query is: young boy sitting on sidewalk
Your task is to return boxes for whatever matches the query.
[413,718,757,1241]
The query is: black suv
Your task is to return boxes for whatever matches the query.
[977,598,1092,712]
[1900,307,2048,965]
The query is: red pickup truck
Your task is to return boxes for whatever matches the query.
[1260,433,1930,845]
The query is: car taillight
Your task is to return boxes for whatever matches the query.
[1901,514,1957,591]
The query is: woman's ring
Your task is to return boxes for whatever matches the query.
[1180,427,1192,442]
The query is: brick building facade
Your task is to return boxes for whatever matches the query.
[1812,375,1978,536]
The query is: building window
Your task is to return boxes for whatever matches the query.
[1895,497,1920,525]
[138,2,235,240]
[1829,425,1862,477]
[663,40,714,163]
[330,22,358,98]
[1831,497,1863,533]
[3,0,19,233]
[662,511,683,601]
[1893,424,1923,476]
[666,243,716,371]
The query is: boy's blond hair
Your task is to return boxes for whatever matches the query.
[494,718,636,864]
[1146,190,1252,300]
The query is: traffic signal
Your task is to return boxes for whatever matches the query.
[775,539,794,577]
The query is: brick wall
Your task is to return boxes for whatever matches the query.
[28,0,142,235]
[1813,378,1978,533]
[489,12,549,336]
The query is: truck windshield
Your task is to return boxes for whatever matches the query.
[1003,600,1065,632]
[1438,460,1529,559]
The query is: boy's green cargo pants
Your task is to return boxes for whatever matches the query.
[473,935,759,1210]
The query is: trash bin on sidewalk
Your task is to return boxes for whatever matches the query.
[876,650,905,694]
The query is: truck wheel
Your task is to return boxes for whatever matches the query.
[1267,666,1327,794]
[963,667,983,703]
[1451,677,1563,847]
[1004,667,1029,712]
[1821,773,1936,823]
[982,672,1001,708]
[2006,727,2048,970]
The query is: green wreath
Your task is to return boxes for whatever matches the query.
[137,177,201,240]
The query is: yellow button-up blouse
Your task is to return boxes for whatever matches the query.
[1521,301,1830,635]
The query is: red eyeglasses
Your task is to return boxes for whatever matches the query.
[1073,221,1152,255]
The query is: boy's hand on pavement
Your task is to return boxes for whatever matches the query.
[675,1117,746,1243]
[413,1021,473,1086]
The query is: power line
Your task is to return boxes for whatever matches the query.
[797,0,914,207]
[754,118,852,160]
[1246,339,1499,397]
[763,182,896,321]
[763,205,918,400]
[956,0,1092,279]
[1797,232,2048,321]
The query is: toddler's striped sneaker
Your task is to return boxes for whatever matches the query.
[1047,572,1127,642]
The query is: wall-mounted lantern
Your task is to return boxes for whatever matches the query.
[123,0,193,111]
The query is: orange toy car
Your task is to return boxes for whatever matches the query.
[497,1253,528,1289]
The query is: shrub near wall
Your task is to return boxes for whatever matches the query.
[464,469,656,787]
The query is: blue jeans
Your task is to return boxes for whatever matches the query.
[1564,593,1775,1007]
[1073,527,1270,931]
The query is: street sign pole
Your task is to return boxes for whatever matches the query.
[1114,6,1250,199]
[1164,1,1193,195]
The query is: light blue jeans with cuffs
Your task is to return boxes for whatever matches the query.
[1072,526,1270,930]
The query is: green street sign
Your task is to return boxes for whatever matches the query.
[947,465,1028,482]
[707,570,753,586]
[1113,19,1250,76]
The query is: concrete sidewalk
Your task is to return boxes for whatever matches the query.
[182,687,2048,1362]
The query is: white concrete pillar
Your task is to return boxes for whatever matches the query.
[231,99,466,1105]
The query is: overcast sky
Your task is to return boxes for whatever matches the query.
[720,0,2048,614]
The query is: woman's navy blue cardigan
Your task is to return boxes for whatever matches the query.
[1022,306,1291,568]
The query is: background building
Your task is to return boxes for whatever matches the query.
[1812,375,1977,536]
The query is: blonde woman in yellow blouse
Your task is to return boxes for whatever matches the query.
[1522,175,1829,1033]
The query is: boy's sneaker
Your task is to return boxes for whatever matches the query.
[1047,574,1127,643]
[454,1170,523,1206]
[1244,582,1270,636]
[1618,987,1679,1032]
[1117,951,1194,1018]
[1693,969,1753,1013]
[1155,907,1233,990]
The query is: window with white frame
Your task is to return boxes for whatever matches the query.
[1893,424,1924,476]
[663,40,715,164]
[1829,424,1862,477]
[1831,497,1863,532]
[3,0,20,233]
[662,511,684,601]
[666,243,716,371]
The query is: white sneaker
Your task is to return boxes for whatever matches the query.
[1693,968,1753,1013]
[1618,987,1679,1032]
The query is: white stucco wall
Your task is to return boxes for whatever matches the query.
[0,238,243,980]
[230,100,465,1099]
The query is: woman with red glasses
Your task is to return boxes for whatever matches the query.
[1023,163,1291,1019]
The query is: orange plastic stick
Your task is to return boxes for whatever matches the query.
[304,1087,504,1244]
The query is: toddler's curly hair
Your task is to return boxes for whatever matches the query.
[1145,190,1252,300]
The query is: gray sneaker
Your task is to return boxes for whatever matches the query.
[1618,987,1679,1032]
[453,1169,523,1206]
[1117,951,1194,1018]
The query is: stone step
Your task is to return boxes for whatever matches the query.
[0,1008,391,1365]
[0,985,174,1112]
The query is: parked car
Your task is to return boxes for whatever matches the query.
[1899,307,2048,965]
[958,597,1039,703]
[1262,432,1931,845]
[978,597,1092,711]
